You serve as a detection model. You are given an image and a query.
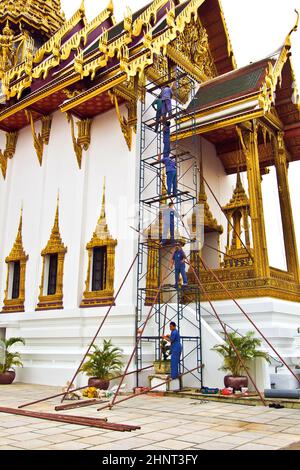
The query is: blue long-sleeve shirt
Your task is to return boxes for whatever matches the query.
[170,329,181,353]
[172,249,186,268]
[161,156,176,172]
[161,86,173,100]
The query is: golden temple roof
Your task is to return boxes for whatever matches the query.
[0,0,65,38]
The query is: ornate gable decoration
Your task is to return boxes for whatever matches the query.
[41,197,67,256]
[6,208,28,263]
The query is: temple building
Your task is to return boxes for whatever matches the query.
[0,0,299,390]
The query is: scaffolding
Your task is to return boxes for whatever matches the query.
[135,67,203,389]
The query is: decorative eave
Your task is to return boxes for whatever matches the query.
[5,208,28,262]
[1,0,115,100]
[0,0,65,39]
[41,197,67,256]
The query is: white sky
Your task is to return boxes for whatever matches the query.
[61,0,300,83]
[61,0,300,268]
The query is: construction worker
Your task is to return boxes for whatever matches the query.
[161,202,178,245]
[170,243,188,289]
[163,120,171,157]
[158,152,177,196]
[162,322,181,380]
[152,94,163,132]
[161,85,173,119]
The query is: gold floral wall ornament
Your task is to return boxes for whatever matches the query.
[36,195,67,311]
[66,113,92,169]
[26,111,53,166]
[0,131,18,179]
[81,179,117,308]
[2,207,28,313]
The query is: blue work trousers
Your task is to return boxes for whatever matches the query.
[162,215,175,242]
[171,349,181,379]
[155,109,162,132]
[175,263,188,287]
[162,99,172,117]
[166,170,177,196]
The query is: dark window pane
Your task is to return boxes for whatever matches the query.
[12,261,20,299]
[47,254,58,296]
[92,247,107,291]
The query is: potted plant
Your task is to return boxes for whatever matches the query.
[154,339,171,374]
[80,339,123,390]
[0,337,25,385]
[212,331,270,391]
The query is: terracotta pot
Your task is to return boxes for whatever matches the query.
[0,371,16,385]
[153,360,171,375]
[224,375,248,391]
[88,377,110,390]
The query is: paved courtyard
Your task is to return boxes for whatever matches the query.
[0,384,300,450]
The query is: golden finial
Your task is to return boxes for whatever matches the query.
[94,178,112,239]
[107,0,114,13]
[15,204,24,242]
[53,191,60,231]
[100,177,106,221]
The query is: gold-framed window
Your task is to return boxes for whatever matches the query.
[2,209,28,313]
[36,197,67,311]
[81,181,117,308]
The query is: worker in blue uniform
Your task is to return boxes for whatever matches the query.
[163,322,182,380]
[170,243,188,289]
[161,85,173,120]
[161,202,178,244]
[163,121,171,157]
[152,95,163,132]
[158,152,177,196]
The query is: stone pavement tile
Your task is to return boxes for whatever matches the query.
[134,445,174,451]
[165,423,212,434]
[213,425,248,434]
[244,423,276,432]
[83,437,154,451]
[0,445,24,450]
[253,435,300,447]
[7,431,47,442]
[44,441,92,450]
[214,435,257,446]
[26,421,67,430]
[13,438,52,450]
[195,441,237,450]
[152,439,194,450]
[282,427,300,435]
[177,431,228,444]
[235,443,279,451]
[230,431,269,440]
[38,433,82,444]
[34,426,72,436]
[75,435,119,446]
[94,431,133,441]
[176,433,215,445]
[138,431,188,442]
[0,437,19,446]
[0,425,40,436]
[67,428,106,438]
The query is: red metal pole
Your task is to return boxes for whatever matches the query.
[200,257,300,387]
[97,366,200,411]
[61,254,138,402]
[18,365,153,409]
[188,262,267,407]
[109,271,171,409]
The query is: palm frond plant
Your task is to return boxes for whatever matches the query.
[0,337,25,374]
[80,340,123,380]
[212,331,270,377]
